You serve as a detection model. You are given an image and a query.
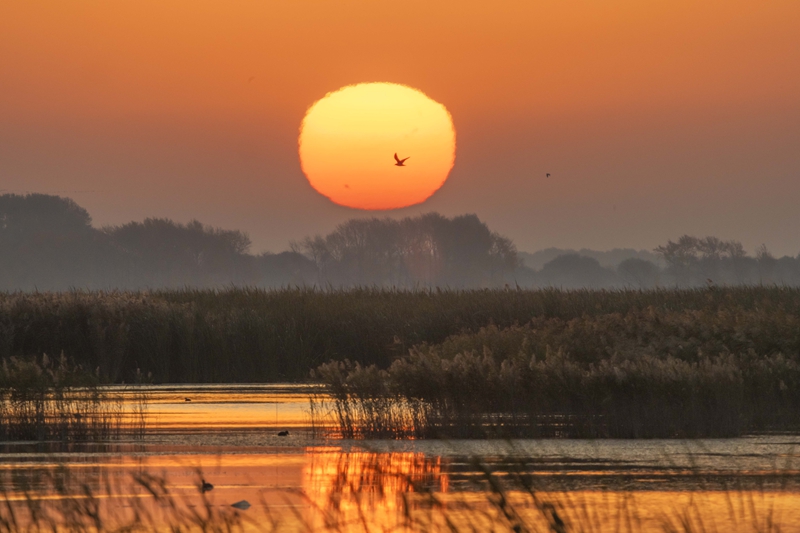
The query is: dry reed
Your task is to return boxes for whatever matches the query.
[2,286,800,384]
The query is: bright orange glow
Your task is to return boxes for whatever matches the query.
[299,83,456,210]
[2,1,800,252]
[303,448,448,530]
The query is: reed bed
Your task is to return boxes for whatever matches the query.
[0,354,146,441]
[315,303,800,438]
[3,286,800,383]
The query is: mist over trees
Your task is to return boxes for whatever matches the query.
[291,213,519,287]
[1,193,800,291]
[0,194,122,290]
[106,218,254,287]
[519,248,663,271]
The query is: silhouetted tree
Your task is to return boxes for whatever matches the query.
[104,218,253,287]
[617,258,660,289]
[755,244,777,285]
[255,252,318,287]
[0,194,122,290]
[650,235,800,287]
[539,254,617,289]
[7,194,800,292]
[293,213,520,287]
[655,235,749,286]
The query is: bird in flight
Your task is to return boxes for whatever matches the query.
[546,173,551,178]
[394,153,409,166]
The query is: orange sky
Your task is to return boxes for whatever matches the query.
[1,1,799,254]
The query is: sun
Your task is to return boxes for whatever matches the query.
[298,82,456,210]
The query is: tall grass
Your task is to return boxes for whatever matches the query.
[0,354,146,441]
[315,307,800,438]
[3,287,800,383]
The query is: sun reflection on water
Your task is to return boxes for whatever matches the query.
[303,447,449,530]
[3,384,800,531]
[2,442,800,531]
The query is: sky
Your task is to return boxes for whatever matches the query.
[1,1,799,255]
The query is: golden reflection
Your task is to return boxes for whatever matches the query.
[4,446,800,531]
[112,384,328,430]
[303,447,449,530]
[300,448,800,532]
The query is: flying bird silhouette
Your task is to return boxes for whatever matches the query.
[201,479,214,493]
[394,153,409,166]
[546,173,551,178]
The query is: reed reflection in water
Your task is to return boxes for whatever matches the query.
[301,447,800,532]
[2,445,800,531]
[303,447,448,531]
[111,383,325,431]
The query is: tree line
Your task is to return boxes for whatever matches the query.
[0,193,798,290]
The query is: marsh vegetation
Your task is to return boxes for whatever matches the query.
[311,288,800,438]
[4,286,800,438]
[0,354,146,441]
[3,286,800,386]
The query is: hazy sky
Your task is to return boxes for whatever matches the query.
[2,1,799,255]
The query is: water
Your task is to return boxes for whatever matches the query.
[2,385,800,531]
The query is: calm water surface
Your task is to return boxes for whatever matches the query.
[2,385,800,531]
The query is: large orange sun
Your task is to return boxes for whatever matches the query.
[299,82,456,210]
